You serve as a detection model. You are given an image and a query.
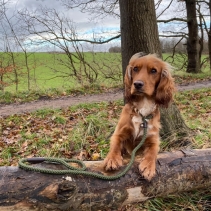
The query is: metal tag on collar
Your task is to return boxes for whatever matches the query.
[140,120,148,128]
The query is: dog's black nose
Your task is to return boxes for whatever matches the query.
[134,81,144,90]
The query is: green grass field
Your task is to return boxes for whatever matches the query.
[0,52,211,104]
[0,52,122,92]
[1,52,211,91]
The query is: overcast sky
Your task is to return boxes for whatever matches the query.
[1,0,121,51]
[12,0,183,32]
[2,0,207,52]
[14,0,120,35]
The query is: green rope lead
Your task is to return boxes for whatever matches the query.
[19,116,150,180]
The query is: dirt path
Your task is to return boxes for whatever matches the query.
[1,80,211,116]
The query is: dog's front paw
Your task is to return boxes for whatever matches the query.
[103,154,123,171]
[139,158,156,181]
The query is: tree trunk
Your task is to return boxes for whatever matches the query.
[160,102,191,145]
[119,0,161,74]
[185,0,200,73]
[197,3,204,69]
[208,0,211,71]
[1,149,211,211]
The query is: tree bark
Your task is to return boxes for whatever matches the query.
[208,0,211,71]
[1,149,211,211]
[160,102,191,144]
[119,0,161,74]
[185,0,200,73]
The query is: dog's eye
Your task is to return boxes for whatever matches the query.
[133,67,139,72]
[151,68,157,74]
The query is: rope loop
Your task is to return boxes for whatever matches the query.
[19,115,151,180]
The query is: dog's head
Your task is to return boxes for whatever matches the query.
[124,52,175,107]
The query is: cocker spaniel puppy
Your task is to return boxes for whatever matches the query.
[103,53,175,181]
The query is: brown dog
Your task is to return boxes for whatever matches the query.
[103,53,175,181]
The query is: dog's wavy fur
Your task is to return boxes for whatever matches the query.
[103,53,175,181]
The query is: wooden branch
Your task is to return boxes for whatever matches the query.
[159,34,187,38]
[156,0,174,19]
[157,18,187,23]
[159,31,188,38]
[31,32,121,45]
[1,149,211,211]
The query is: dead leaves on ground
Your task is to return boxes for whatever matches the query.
[175,88,211,147]
[0,101,122,166]
[176,89,211,119]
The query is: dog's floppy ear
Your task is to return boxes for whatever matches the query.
[155,68,175,107]
[124,65,133,101]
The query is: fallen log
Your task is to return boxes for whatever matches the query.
[1,148,211,211]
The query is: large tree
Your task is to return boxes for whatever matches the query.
[158,0,202,73]
[185,0,201,73]
[199,0,211,71]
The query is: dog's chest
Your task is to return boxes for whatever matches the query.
[131,99,155,139]
[132,115,145,138]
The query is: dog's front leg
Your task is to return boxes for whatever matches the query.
[139,136,160,181]
[104,124,134,171]
[103,134,123,171]
[104,104,134,171]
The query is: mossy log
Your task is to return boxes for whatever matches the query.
[1,149,211,211]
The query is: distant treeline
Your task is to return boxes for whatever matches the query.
[109,38,209,54]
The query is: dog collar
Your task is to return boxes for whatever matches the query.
[140,113,153,128]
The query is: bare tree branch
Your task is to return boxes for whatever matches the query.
[61,0,120,19]
[157,17,187,23]
[156,0,174,19]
